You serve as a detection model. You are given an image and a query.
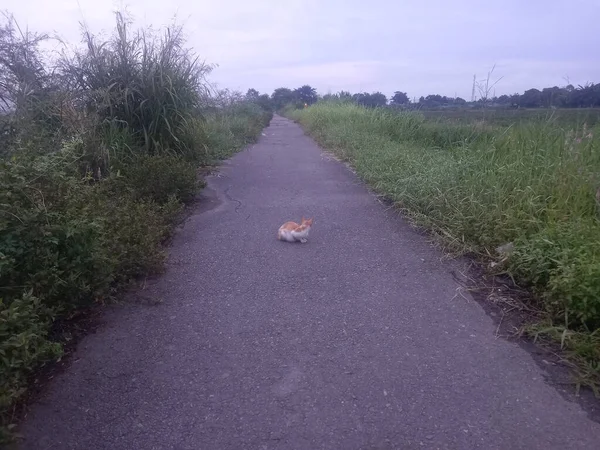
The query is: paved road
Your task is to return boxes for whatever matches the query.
[17,115,600,449]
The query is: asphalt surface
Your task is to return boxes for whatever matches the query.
[16,115,600,449]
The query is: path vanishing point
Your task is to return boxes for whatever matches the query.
[16,116,600,449]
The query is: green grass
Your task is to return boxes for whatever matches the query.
[420,108,600,128]
[0,11,272,443]
[288,102,600,388]
[0,108,270,445]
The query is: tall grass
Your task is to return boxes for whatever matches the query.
[421,108,600,128]
[58,12,217,168]
[0,12,271,442]
[289,102,600,382]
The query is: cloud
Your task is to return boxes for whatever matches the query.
[3,0,599,99]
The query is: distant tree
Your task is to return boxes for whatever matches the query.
[564,83,600,108]
[352,93,365,104]
[391,91,409,105]
[508,93,520,106]
[243,89,273,111]
[298,80,600,111]
[245,88,260,100]
[255,93,273,111]
[320,90,354,104]
[271,87,297,110]
[353,92,387,107]
[369,92,387,107]
[294,85,318,105]
[414,94,468,109]
[337,90,352,100]
[519,88,543,108]
[587,83,600,107]
[418,94,444,108]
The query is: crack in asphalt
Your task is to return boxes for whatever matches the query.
[223,184,243,213]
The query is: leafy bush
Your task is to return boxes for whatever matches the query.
[0,150,112,312]
[0,10,272,443]
[120,154,200,204]
[0,291,62,414]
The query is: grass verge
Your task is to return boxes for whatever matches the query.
[288,102,600,390]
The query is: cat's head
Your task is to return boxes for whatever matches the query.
[301,217,313,227]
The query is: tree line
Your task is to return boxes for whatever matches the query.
[245,81,600,111]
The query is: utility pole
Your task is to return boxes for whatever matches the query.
[471,74,476,102]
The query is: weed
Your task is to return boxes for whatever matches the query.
[289,102,600,387]
[0,11,271,443]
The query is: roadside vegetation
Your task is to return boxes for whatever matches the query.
[287,101,600,391]
[2,5,598,441]
[0,11,271,441]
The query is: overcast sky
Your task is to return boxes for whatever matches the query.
[4,0,599,100]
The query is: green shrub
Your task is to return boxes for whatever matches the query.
[0,148,181,438]
[0,151,112,312]
[509,221,600,328]
[0,291,62,440]
[91,189,182,283]
[0,100,269,443]
[0,10,271,443]
[183,116,240,163]
[120,154,200,204]
[177,102,273,165]
[225,102,273,143]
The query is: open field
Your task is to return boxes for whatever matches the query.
[289,102,600,390]
[419,107,600,128]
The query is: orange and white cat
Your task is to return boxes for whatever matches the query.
[277,217,313,243]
